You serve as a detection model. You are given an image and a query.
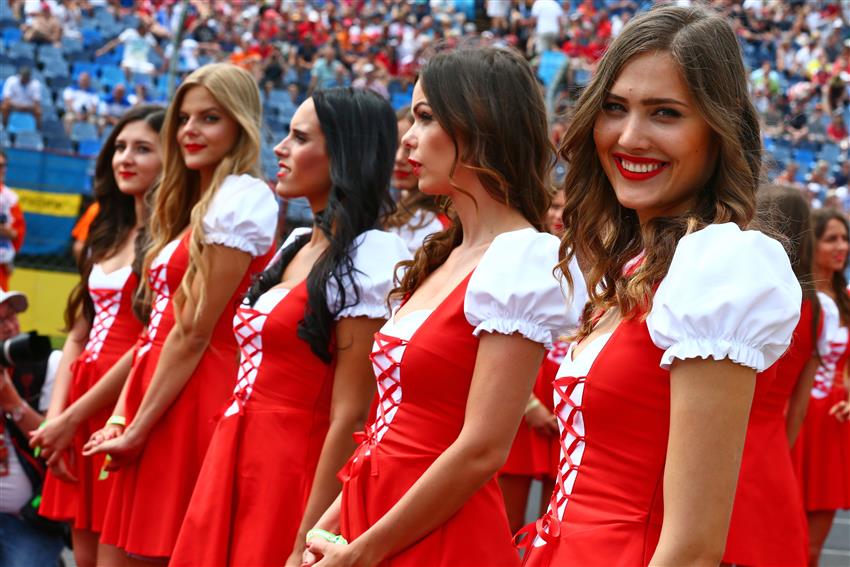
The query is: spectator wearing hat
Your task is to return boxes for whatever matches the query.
[1,67,42,129]
[21,2,62,46]
[0,289,64,567]
[0,151,25,292]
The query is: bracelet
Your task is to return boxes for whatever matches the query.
[306,528,348,546]
[525,396,542,415]
[33,420,49,458]
[5,401,27,423]
[106,415,126,428]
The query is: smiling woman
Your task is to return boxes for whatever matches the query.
[524,5,802,567]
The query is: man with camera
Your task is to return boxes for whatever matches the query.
[0,290,64,567]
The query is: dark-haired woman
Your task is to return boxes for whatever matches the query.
[722,185,820,566]
[170,87,410,567]
[303,47,584,567]
[523,5,800,566]
[794,208,850,566]
[384,106,450,254]
[34,105,164,567]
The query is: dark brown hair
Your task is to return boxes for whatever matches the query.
[65,105,165,330]
[558,4,762,338]
[812,208,850,325]
[390,46,552,301]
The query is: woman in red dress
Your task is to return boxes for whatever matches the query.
[523,5,800,566]
[33,105,164,567]
[302,46,585,567]
[170,87,410,567]
[499,188,582,535]
[722,184,820,566]
[794,208,850,566]
[82,63,278,563]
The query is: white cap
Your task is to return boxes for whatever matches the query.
[0,290,27,313]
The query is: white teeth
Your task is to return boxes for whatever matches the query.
[620,159,662,173]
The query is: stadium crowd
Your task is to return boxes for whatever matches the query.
[0,0,849,211]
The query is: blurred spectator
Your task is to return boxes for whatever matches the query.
[70,201,98,260]
[308,44,347,93]
[96,20,163,81]
[487,0,510,34]
[833,160,850,189]
[352,63,389,100]
[128,82,152,106]
[785,100,810,145]
[62,71,100,135]
[826,112,849,145]
[52,0,83,41]
[0,151,25,292]
[0,289,64,567]
[22,2,62,46]
[530,0,564,55]
[98,83,132,132]
[1,67,42,129]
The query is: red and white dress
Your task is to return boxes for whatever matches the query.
[339,228,582,566]
[793,292,850,511]
[723,296,825,564]
[523,224,801,567]
[99,175,278,558]
[39,265,143,532]
[170,228,410,567]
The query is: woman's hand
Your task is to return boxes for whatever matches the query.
[284,546,304,567]
[305,539,370,567]
[29,412,78,462]
[524,401,558,437]
[828,398,850,422]
[47,452,78,483]
[82,425,146,469]
[82,423,125,454]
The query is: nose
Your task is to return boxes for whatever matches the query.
[115,145,133,164]
[401,125,417,151]
[273,137,289,158]
[617,112,650,153]
[394,139,410,165]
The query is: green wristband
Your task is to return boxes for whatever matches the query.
[306,528,348,546]
[106,415,126,428]
[34,420,49,458]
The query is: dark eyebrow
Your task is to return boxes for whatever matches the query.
[290,127,308,137]
[606,93,688,107]
[413,101,431,112]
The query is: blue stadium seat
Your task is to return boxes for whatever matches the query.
[43,59,69,80]
[7,42,35,60]
[45,136,74,153]
[77,138,102,157]
[71,121,99,142]
[0,129,9,147]
[61,36,84,55]
[7,112,37,134]
[49,75,73,91]
[72,61,100,80]
[390,92,409,111]
[819,143,842,165]
[1,27,21,44]
[537,50,568,88]
[13,130,44,151]
[81,27,104,48]
[0,63,12,80]
[100,65,126,89]
[41,119,66,139]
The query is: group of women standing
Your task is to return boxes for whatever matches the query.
[18,3,850,567]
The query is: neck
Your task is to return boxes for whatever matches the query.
[308,222,329,247]
[450,176,531,248]
[815,266,835,294]
[199,168,214,194]
[134,194,146,229]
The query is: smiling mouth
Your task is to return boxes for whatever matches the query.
[613,155,669,180]
[184,144,206,153]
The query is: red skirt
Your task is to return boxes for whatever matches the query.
[39,358,115,532]
[793,385,850,511]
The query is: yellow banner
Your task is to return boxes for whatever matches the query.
[14,187,81,218]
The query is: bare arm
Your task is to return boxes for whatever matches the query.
[86,245,251,463]
[286,317,382,566]
[649,358,756,566]
[786,356,818,446]
[95,37,120,57]
[309,332,544,566]
[44,315,90,419]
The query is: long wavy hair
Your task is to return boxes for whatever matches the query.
[141,63,262,325]
[812,208,850,326]
[65,105,165,331]
[383,106,443,230]
[757,184,821,353]
[390,46,552,301]
[558,4,762,339]
[246,87,397,362]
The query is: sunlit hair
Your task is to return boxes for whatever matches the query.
[757,184,820,353]
[246,87,397,361]
[383,105,442,230]
[390,46,552,302]
[65,105,165,330]
[812,208,850,326]
[141,63,262,324]
[558,3,762,339]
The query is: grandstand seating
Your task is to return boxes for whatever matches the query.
[7,112,37,134]
[14,130,44,151]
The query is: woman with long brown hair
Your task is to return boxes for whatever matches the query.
[34,105,164,567]
[81,63,278,564]
[794,208,850,566]
[524,5,800,565]
[302,46,584,566]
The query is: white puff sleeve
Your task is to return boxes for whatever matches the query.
[202,174,278,256]
[464,228,584,349]
[328,229,412,320]
[647,223,801,372]
[816,292,840,358]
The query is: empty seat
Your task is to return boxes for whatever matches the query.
[13,130,44,151]
[71,121,99,142]
[45,135,74,153]
[77,138,102,157]
[1,27,21,44]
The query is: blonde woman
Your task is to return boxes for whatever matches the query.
[83,63,278,563]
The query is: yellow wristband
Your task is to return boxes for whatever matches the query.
[306,528,348,546]
[525,396,542,414]
[106,415,126,428]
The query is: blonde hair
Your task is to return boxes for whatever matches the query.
[141,63,262,324]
